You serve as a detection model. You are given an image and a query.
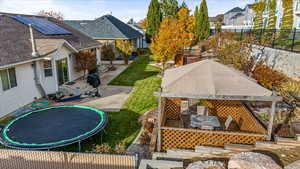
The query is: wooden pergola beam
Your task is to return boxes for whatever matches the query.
[154,92,282,102]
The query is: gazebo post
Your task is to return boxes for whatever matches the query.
[267,100,277,140]
[157,94,162,152]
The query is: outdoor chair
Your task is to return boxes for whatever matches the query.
[225,115,233,130]
[197,106,208,116]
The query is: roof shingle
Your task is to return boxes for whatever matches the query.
[0,12,101,67]
[64,15,143,40]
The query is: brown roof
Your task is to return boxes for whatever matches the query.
[35,39,66,56]
[162,60,272,97]
[0,12,101,67]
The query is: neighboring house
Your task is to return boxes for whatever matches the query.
[223,7,244,26]
[0,12,102,116]
[64,15,144,51]
[222,0,300,29]
[209,14,224,27]
[128,24,147,48]
[223,5,255,27]
[262,0,300,29]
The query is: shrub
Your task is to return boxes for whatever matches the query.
[93,143,111,154]
[139,132,151,145]
[252,64,287,90]
[101,44,116,64]
[278,80,300,100]
[114,142,127,154]
[143,119,154,133]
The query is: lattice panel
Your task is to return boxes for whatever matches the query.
[161,128,267,151]
[203,100,267,134]
[164,98,181,120]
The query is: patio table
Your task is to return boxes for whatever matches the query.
[190,115,221,129]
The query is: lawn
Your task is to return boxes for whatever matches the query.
[104,56,161,147]
[56,55,161,152]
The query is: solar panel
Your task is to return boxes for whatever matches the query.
[12,15,72,35]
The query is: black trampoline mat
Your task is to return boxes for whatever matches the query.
[0,106,107,149]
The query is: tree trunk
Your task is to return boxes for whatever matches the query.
[124,55,129,65]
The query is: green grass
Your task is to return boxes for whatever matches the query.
[55,56,161,152]
[104,56,161,146]
[109,56,159,86]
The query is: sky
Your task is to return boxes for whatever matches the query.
[0,0,254,22]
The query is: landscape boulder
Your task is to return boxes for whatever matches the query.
[186,160,225,169]
[228,152,282,169]
[285,160,300,169]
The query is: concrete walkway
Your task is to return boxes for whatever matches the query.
[80,64,132,112]
[80,85,132,112]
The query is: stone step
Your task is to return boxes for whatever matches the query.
[139,159,183,169]
[166,149,235,159]
[276,137,300,146]
[255,141,295,149]
[224,144,255,152]
[195,146,232,154]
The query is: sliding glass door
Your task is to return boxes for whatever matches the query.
[56,59,69,85]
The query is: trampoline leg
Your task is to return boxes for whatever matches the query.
[78,141,81,152]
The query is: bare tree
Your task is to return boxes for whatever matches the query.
[37,10,64,20]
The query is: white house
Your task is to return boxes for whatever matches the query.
[0,13,102,117]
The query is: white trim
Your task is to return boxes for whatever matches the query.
[78,45,102,51]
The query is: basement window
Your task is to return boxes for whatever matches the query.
[44,60,53,77]
[0,68,17,91]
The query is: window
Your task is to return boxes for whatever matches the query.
[0,68,17,91]
[44,60,53,77]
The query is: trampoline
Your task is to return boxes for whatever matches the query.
[0,105,108,150]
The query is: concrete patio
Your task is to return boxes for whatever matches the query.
[54,64,133,112]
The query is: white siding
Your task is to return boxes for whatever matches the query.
[0,63,41,117]
[39,59,57,94]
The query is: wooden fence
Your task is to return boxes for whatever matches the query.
[0,149,137,169]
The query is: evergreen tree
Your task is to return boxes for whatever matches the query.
[161,0,179,17]
[194,6,200,40]
[266,0,277,29]
[196,0,210,40]
[146,0,162,42]
[180,1,188,9]
[281,0,294,30]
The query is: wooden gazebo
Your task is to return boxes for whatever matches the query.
[155,60,282,151]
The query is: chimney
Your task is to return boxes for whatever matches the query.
[29,24,39,57]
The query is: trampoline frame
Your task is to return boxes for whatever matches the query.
[0,105,108,150]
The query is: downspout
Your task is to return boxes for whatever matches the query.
[29,24,47,98]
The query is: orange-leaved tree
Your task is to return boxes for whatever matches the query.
[74,50,97,78]
[150,8,194,71]
[116,40,133,65]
